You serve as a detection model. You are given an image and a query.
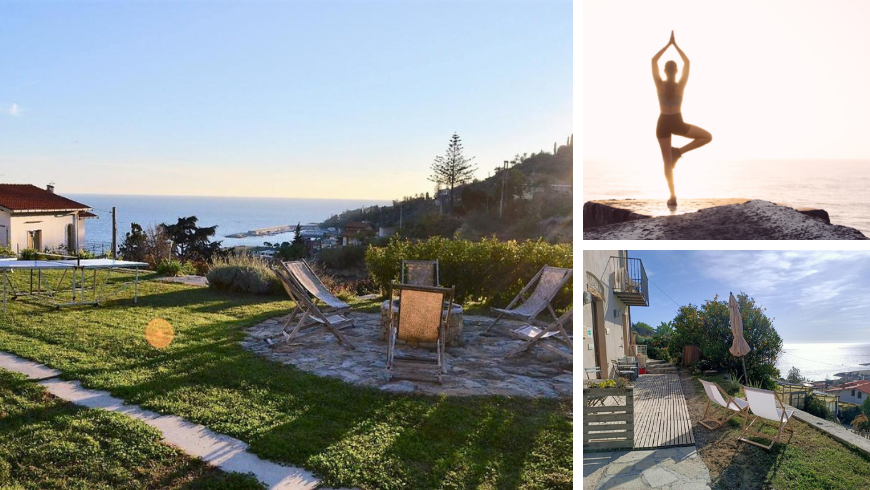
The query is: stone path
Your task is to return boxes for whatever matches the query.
[242,311,573,397]
[0,351,325,490]
[583,446,712,490]
[153,275,209,287]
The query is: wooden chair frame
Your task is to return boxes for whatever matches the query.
[505,308,572,360]
[738,386,796,450]
[486,266,572,334]
[269,264,355,349]
[698,380,750,431]
[387,283,454,384]
[401,259,440,287]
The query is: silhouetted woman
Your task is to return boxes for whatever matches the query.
[652,31,712,206]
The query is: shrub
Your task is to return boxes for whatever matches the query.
[156,259,184,277]
[0,246,13,257]
[852,413,870,431]
[805,394,833,421]
[319,245,366,270]
[206,254,280,295]
[20,249,38,260]
[668,293,782,384]
[365,236,573,305]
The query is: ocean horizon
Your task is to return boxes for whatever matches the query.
[67,194,392,250]
[777,342,870,383]
[584,159,870,236]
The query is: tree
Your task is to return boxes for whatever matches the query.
[162,216,221,262]
[668,292,783,384]
[786,366,805,384]
[429,133,477,212]
[852,413,870,431]
[119,223,147,262]
[655,321,674,339]
[863,397,870,418]
[631,322,655,337]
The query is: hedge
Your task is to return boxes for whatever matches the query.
[365,236,572,306]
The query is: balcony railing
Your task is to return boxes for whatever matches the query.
[611,257,649,307]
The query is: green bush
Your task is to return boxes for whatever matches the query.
[206,255,280,295]
[805,394,833,421]
[319,245,366,270]
[668,293,782,384]
[156,259,184,276]
[20,249,38,260]
[365,236,572,305]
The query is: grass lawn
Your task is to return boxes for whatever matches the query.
[0,368,262,489]
[0,270,572,489]
[690,374,870,490]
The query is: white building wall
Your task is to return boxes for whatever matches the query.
[9,213,85,253]
[583,250,632,378]
[833,389,867,405]
[0,211,10,248]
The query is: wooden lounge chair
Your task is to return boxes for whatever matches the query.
[486,266,572,334]
[698,379,750,430]
[268,262,355,349]
[387,283,455,384]
[505,308,572,360]
[282,260,352,311]
[738,385,795,450]
[401,260,440,287]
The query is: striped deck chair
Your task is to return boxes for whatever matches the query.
[505,308,572,360]
[268,261,355,349]
[387,283,455,384]
[738,385,795,450]
[486,266,572,334]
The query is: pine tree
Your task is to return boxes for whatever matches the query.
[428,133,477,212]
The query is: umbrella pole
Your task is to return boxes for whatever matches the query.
[742,357,748,384]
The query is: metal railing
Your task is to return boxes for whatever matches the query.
[611,256,649,307]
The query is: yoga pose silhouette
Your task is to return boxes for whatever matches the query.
[652,31,712,206]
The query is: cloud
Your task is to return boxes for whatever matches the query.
[5,103,19,117]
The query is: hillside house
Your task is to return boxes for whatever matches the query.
[0,184,96,253]
[340,222,375,246]
[583,250,649,378]
[826,380,870,405]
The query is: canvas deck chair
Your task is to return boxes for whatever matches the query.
[401,260,440,287]
[505,308,572,360]
[268,262,355,349]
[698,379,750,430]
[486,266,572,334]
[387,283,455,384]
[738,385,795,450]
[283,260,351,311]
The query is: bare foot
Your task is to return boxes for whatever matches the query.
[667,196,677,206]
[671,147,682,168]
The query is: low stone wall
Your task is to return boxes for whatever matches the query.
[787,404,870,458]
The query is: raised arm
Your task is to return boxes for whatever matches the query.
[651,43,670,84]
[673,39,690,86]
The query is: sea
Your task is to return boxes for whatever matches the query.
[777,343,870,382]
[583,159,870,236]
[67,194,391,251]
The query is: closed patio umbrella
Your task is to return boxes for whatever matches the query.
[729,292,751,382]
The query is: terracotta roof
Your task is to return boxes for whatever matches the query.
[0,184,91,212]
[79,211,98,219]
[826,380,870,395]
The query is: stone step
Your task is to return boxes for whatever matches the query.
[646,359,666,365]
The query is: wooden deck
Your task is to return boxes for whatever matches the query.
[633,374,695,449]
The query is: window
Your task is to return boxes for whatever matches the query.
[852,389,856,397]
[860,392,863,399]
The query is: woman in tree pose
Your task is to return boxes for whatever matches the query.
[652,31,712,206]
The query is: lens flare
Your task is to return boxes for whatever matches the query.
[145,318,174,348]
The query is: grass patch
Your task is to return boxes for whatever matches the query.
[0,270,572,489]
[693,374,870,489]
[0,368,263,489]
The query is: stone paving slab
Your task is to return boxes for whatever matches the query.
[243,311,573,398]
[0,351,61,380]
[583,447,711,490]
[1,351,323,489]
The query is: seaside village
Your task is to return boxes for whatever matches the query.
[0,171,574,489]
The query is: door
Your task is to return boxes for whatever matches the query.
[27,230,42,251]
[591,299,608,376]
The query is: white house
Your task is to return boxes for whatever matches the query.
[583,250,649,379]
[0,184,96,253]
[826,380,870,405]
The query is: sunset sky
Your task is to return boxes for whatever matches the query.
[0,1,572,199]
[584,0,870,163]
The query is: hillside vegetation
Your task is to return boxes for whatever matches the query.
[323,138,573,243]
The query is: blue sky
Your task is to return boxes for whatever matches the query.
[0,1,573,198]
[627,250,870,344]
